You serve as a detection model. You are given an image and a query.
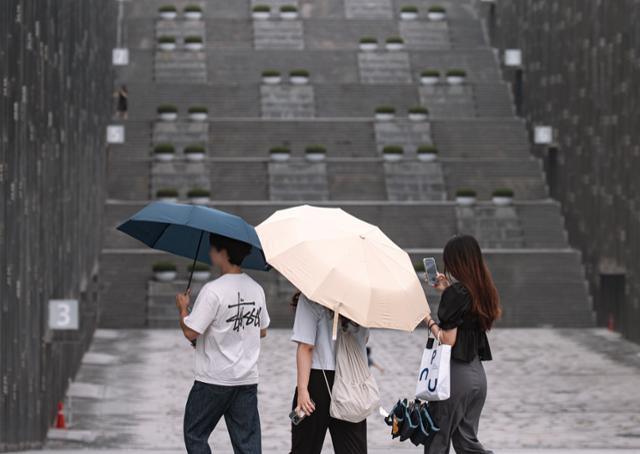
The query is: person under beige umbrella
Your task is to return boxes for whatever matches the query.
[255,204,430,337]
[256,205,430,454]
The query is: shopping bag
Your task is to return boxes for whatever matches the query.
[327,328,381,422]
[415,336,451,401]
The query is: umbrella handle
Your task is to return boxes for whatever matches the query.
[186,230,204,293]
[332,303,342,341]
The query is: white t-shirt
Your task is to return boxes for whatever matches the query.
[183,273,270,386]
[291,295,368,371]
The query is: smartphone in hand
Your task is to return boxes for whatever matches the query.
[289,408,307,425]
[423,257,438,286]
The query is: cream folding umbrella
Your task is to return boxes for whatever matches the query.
[256,205,429,337]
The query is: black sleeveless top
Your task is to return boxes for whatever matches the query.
[437,282,492,362]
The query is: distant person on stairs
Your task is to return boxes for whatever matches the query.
[422,235,500,454]
[175,233,270,454]
[113,84,128,119]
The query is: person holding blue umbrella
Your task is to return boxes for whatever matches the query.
[118,202,271,454]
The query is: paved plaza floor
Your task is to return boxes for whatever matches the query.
[36,328,640,453]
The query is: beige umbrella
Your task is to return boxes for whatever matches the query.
[256,205,429,337]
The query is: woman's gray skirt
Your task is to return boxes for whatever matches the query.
[425,356,492,454]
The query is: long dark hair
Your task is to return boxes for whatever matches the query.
[443,235,501,330]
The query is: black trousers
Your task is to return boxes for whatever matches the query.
[290,369,367,454]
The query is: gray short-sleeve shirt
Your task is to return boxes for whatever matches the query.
[291,294,368,371]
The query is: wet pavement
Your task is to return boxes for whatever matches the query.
[36,328,640,453]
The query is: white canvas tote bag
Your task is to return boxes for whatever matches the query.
[323,328,381,423]
[415,335,451,401]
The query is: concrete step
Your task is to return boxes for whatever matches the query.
[122,47,503,89]
[110,117,530,160]
[344,0,393,19]
[253,19,305,50]
[268,161,330,201]
[260,85,315,118]
[431,118,531,157]
[100,248,593,328]
[398,20,451,50]
[419,84,476,118]
[383,160,446,201]
[125,0,481,21]
[105,200,569,250]
[106,156,549,202]
[153,51,208,83]
[456,205,525,248]
[374,119,433,152]
[357,51,412,84]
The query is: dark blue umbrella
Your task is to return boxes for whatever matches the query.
[117,201,269,290]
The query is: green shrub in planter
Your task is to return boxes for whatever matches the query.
[184,145,205,154]
[417,145,438,154]
[184,36,203,44]
[428,5,446,13]
[409,106,429,115]
[154,144,175,154]
[156,188,179,198]
[383,145,404,154]
[188,262,210,272]
[158,36,176,44]
[386,36,404,44]
[152,261,177,272]
[290,69,309,78]
[157,104,178,114]
[456,188,477,197]
[375,106,396,114]
[280,5,298,12]
[159,5,177,12]
[252,5,270,12]
[184,4,202,12]
[421,69,440,77]
[262,69,280,77]
[446,69,467,77]
[187,188,210,198]
[305,145,326,154]
[492,188,514,198]
[188,106,208,114]
[270,146,291,154]
[401,6,418,13]
[360,37,377,44]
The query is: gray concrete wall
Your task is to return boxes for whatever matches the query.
[487,0,640,342]
[0,0,115,450]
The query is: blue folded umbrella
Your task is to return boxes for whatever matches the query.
[117,201,269,288]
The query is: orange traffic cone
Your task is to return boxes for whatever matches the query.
[607,314,615,331]
[55,401,66,429]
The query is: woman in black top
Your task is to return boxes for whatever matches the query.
[423,235,501,454]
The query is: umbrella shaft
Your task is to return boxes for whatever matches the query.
[186,231,204,292]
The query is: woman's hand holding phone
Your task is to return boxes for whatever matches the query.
[296,388,315,416]
[433,273,451,293]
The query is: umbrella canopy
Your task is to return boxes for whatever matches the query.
[255,205,429,333]
[117,202,269,279]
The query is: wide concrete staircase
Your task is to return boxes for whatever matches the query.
[102,0,594,329]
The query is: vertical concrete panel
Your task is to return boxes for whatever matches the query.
[0,0,116,449]
[488,0,640,342]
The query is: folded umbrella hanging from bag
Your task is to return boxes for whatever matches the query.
[384,399,440,447]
